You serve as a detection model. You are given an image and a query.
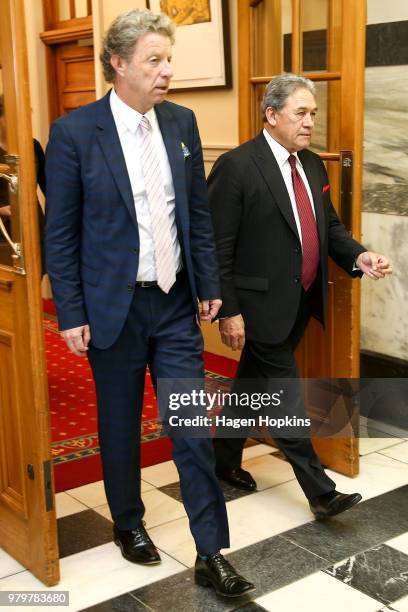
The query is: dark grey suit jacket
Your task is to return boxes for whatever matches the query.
[207,131,365,344]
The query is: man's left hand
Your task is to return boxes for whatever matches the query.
[200,299,222,321]
[356,251,392,280]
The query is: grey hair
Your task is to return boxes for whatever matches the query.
[261,74,316,121]
[100,9,176,83]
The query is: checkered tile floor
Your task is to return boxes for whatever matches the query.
[1,438,408,611]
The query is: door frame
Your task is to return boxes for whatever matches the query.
[0,0,59,585]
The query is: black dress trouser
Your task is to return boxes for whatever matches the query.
[213,290,335,500]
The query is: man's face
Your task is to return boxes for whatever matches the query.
[265,88,317,153]
[112,33,173,113]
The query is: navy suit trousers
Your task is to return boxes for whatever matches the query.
[88,272,229,555]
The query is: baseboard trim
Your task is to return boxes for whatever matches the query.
[360,350,408,378]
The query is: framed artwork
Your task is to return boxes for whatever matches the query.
[146,0,232,91]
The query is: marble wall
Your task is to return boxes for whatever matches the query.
[361,213,408,360]
[363,66,408,217]
[360,16,408,360]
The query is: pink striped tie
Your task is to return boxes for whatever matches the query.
[139,115,176,293]
[288,155,320,290]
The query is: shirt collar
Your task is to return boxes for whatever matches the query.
[110,88,157,134]
[262,127,302,169]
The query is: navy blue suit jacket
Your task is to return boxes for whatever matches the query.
[45,91,220,349]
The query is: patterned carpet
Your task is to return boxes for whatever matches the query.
[43,308,237,492]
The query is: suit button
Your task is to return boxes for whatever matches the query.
[127,283,134,291]
[132,248,139,253]
[294,276,300,283]
[295,246,301,254]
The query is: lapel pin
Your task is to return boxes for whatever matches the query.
[181,142,191,159]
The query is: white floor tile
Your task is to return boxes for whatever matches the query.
[325,452,408,502]
[359,437,403,456]
[242,442,279,461]
[142,489,186,529]
[65,481,107,508]
[94,490,187,531]
[140,479,155,493]
[242,454,295,491]
[0,543,184,612]
[0,548,25,579]
[93,503,112,522]
[226,479,312,552]
[255,571,382,612]
[141,460,179,487]
[380,441,408,464]
[392,594,408,612]
[55,492,88,518]
[150,516,197,567]
[386,533,408,556]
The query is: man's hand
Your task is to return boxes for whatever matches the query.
[61,324,91,357]
[200,299,222,321]
[356,251,392,280]
[0,205,11,217]
[219,314,245,351]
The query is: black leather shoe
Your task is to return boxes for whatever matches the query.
[113,524,161,565]
[309,490,362,519]
[216,467,257,491]
[195,553,255,598]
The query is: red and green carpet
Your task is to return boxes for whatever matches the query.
[43,301,237,493]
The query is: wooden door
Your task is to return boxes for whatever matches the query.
[238,0,366,475]
[55,41,96,116]
[40,2,95,122]
[0,0,59,585]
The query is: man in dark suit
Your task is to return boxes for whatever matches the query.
[46,9,253,598]
[209,74,392,519]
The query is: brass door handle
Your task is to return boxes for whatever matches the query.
[0,216,21,257]
[0,171,18,194]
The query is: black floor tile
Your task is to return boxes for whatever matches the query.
[157,482,183,503]
[83,593,148,611]
[159,479,255,503]
[226,535,328,594]
[325,544,408,605]
[58,509,113,558]
[131,535,327,611]
[281,486,408,563]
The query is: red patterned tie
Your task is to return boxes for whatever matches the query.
[288,155,320,290]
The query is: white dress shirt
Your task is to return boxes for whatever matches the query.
[110,88,181,281]
[263,128,316,248]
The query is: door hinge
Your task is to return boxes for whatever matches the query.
[27,464,35,480]
[43,460,54,512]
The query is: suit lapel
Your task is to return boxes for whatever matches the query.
[252,133,300,241]
[95,92,137,226]
[298,150,326,246]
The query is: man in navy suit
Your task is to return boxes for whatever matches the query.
[46,9,253,598]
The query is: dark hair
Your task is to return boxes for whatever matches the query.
[0,94,4,118]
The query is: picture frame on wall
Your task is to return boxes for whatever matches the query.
[146,0,232,91]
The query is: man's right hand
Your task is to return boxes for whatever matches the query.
[61,324,91,357]
[219,315,245,351]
